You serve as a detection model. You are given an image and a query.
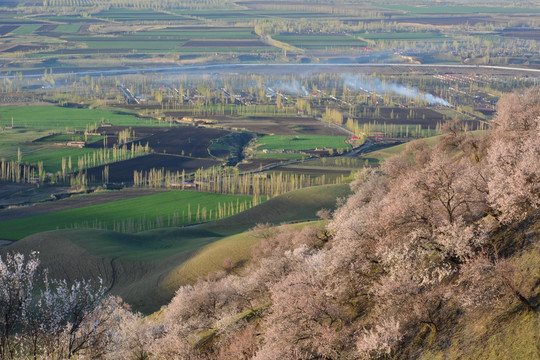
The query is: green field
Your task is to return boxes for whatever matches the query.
[11,25,41,35]
[54,24,81,32]
[253,152,308,160]
[21,147,100,173]
[59,28,260,53]
[256,135,350,151]
[19,146,141,173]
[0,128,54,159]
[0,106,159,131]
[0,191,260,240]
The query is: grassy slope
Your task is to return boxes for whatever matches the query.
[416,220,540,359]
[3,184,350,313]
[162,220,324,292]
[359,136,441,164]
[361,131,488,164]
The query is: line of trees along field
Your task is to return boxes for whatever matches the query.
[71,197,262,233]
[133,166,344,197]
[61,143,150,177]
[1,87,538,358]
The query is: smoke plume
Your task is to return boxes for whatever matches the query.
[343,74,450,107]
[272,79,309,96]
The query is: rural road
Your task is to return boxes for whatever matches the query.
[1,63,539,79]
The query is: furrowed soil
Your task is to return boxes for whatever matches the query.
[85,154,221,183]
[214,116,351,135]
[131,126,229,157]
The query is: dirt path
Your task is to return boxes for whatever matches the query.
[0,188,166,222]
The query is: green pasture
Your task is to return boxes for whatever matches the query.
[0,191,259,240]
[255,135,350,151]
[0,106,157,131]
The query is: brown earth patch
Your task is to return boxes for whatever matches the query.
[128,126,229,158]
[236,158,282,172]
[85,154,221,184]
[215,116,350,136]
[37,24,58,32]
[0,25,18,35]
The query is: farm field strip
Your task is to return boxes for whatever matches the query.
[20,147,147,173]
[94,9,193,21]
[356,31,449,41]
[182,40,269,47]
[33,133,103,144]
[83,40,186,50]
[253,153,308,160]
[0,128,56,159]
[54,24,81,32]
[0,106,165,131]
[84,154,222,183]
[255,135,350,151]
[378,4,540,14]
[10,24,42,35]
[274,34,367,49]
[124,29,258,39]
[0,190,262,240]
